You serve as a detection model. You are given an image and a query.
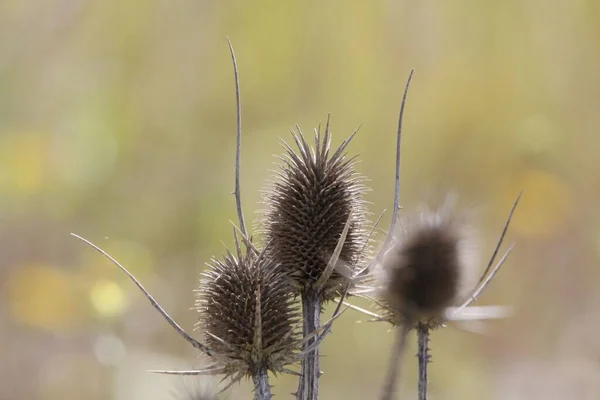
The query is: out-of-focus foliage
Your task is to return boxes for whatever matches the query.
[1,1,599,399]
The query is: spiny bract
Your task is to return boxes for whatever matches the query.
[261,117,370,299]
[195,239,301,377]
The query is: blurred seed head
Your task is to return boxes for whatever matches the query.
[375,195,479,326]
[261,117,371,299]
[195,238,301,377]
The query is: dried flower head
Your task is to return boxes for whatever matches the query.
[261,117,370,298]
[376,197,479,326]
[373,193,520,400]
[195,235,301,380]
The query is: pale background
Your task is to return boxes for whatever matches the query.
[1,1,599,399]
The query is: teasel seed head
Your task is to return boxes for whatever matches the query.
[261,116,371,299]
[376,197,479,327]
[195,234,302,379]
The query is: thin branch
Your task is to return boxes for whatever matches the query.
[70,233,212,356]
[476,191,522,286]
[379,322,411,400]
[230,221,260,255]
[148,367,226,376]
[382,69,415,252]
[282,368,302,377]
[340,301,384,320]
[226,36,247,237]
[456,243,515,312]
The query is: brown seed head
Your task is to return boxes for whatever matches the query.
[261,117,370,299]
[195,240,301,377]
[377,198,478,326]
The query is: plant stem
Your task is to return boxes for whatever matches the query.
[297,289,321,400]
[417,323,430,400]
[379,323,411,400]
[252,368,272,400]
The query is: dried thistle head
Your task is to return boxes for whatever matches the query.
[261,117,370,299]
[375,196,479,327]
[195,236,301,379]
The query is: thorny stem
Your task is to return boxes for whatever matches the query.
[417,323,430,400]
[226,37,248,237]
[252,368,272,400]
[379,322,411,400]
[382,69,414,252]
[297,289,322,400]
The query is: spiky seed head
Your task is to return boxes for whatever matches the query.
[261,118,370,299]
[376,197,479,326]
[195,240,301,378]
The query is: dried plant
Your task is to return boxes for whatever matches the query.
[261,118,370,295]
[188,231,302,398]
[375,197,481,327]
[371,195,520,400]
[336,71,522,400]
[69,228,348,400]
[69,41,523,400]
[70,39,352,400]
[260,117,371,400]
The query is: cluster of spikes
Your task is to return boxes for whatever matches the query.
[194,231,302,383]
[71,39,521,400]
[261,118,370,298]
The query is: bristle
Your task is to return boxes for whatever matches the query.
[377,199,478,325]
[171,376,218,400]
[261,118,370,298]
[195,241,301,377]
[175,391,216,400]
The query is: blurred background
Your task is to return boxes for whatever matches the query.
[1,0,599,399]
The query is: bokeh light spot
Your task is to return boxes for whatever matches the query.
[0,133,47,196]
[93,333,127,366]
[89,280,128,318]
[7,264,84,332]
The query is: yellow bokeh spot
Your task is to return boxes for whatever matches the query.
[0,133,47,195]
[7,265,84,332]
[89,280,128,318]
[501,169,572,237]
